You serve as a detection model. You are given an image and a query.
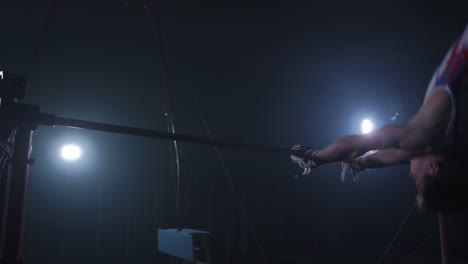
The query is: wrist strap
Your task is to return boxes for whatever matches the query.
[304,149,318,161]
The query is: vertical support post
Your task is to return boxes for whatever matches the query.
[0,121,17,257]
[94,171,103,264]
[438,213,449,264]
[3,127,33,264]
[0,158,10,257]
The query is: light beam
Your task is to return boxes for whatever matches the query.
[361,119,373,134]
[61,144,81,161]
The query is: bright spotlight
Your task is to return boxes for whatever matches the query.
[61,144,81,161]
[361,119,373,134]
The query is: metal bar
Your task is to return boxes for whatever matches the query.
[47,115,291,154]
[148,4,185,230]
[143,2,183,232]
[3,128,33,264]
[438,213,449,264]
[0,156,10,257]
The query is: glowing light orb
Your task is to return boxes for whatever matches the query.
[361,119,374,134]
[61,144,81,161]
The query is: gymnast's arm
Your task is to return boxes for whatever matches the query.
[359,148,411,169]
[312,90,452,166]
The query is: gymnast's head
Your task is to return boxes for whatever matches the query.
[410,150,468,213]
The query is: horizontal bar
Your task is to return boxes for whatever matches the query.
[40,113,291,154]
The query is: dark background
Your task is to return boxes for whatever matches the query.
[1,0,468,263]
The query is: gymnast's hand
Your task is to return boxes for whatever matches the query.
[290,144,319,177]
